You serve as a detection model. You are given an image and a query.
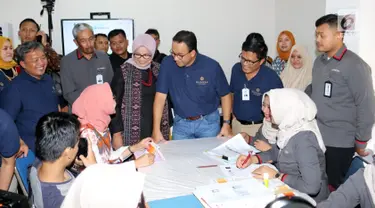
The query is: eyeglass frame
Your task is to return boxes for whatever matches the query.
[133,53,152,59]
[238,54,261,65]
[170,49,191,60]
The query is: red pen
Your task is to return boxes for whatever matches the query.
[241,151,253,167]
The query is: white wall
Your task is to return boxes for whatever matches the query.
[0,0,276,79]
[358,0,375,76]
[275,0,326,60]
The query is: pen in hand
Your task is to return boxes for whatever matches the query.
[241,151,253,167]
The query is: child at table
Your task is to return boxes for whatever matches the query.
[72,83,154,168]
[237,88,329,202]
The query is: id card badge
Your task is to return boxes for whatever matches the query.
[324,81,332,98]
[96,74,103,84]
[242,84,250,101]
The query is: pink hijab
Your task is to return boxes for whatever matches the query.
[126,34,156,70]
[72,83,115,132]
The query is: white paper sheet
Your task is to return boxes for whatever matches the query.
[206,134,260,163]
[194,178,275,208]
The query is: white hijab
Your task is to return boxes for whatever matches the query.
[263,88,326,152]
[61,161,145,208]
[364,143,375,205]
[280,45,312,91]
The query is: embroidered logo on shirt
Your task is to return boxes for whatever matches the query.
[196,76,209,85]
[331,69,341,73]
[251,88,262,96]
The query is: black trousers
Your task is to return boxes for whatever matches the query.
[325,146,355,189]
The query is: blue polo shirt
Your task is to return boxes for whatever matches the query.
[230,63,283,122]
[157,54,230,118]
[0,72,59,151]
[0,109,20,161]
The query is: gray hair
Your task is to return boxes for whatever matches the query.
[16,41,44,62]
[72,23,94,40]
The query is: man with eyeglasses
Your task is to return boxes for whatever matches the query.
[230,40,283,137]
[152,30,232,142]
[60,23,113,107]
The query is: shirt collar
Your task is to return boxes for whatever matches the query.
[19,70,46,83]
[76,49,98,60]
[322,44,347,61]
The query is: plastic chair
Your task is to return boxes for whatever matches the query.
[14,150,35,196]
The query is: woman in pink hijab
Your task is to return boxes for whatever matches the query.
[111,34,170,149]
[72,83,154,168]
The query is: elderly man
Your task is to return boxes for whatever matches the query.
[61,23,113,106]
[0,41,59,151]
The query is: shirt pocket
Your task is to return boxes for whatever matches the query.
[328,70,347,98]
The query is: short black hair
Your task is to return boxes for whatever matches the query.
[19,18,40,31]
[315,14,339,29]
[95,33,108,39]
[145,28,160,39]
[241,40,268,60]
[172,30,198,52]
[35,112,80,162]
[265,196,315,208]
[108,29,127,40]
[16,41,44,63]
[245,33,265,44]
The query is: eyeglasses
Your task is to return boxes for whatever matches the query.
[170,50,190,60]
[134,53,152,59]
[239,54,260,65]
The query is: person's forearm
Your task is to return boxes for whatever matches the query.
[221,93,232,121]
[153,93,167,132]
[0,157,16,191]
[112,132,124,150]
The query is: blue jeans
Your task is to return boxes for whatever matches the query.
[172,110,220,140]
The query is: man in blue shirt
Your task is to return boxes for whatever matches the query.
[0,109,21,191]
[231,40,283,136]
[152,30,232,141]
[0,41,59,151]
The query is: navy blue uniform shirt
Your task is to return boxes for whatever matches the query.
[230,63,283,122]
[0,109,20,163]
[157,54,230,118]
[0,72,59,151]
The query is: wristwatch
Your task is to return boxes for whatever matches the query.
[223,120,231,125]
[274,172,281,178]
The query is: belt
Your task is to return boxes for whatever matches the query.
[237,119,263,125]
[186,115,204,121]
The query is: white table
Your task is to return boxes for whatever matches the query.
[139,138,316,206]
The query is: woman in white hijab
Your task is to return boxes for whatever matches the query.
[61,162,147,208]
[237,88,329,202]
[280,45,312,91]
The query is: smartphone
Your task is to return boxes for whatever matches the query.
[77,138,88,160]
[36,35,43,43]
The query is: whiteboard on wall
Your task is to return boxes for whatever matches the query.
[61,18,134,55]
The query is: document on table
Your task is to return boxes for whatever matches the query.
[219,164,279,178]
[205,134,260,163]
[194,178,275,208]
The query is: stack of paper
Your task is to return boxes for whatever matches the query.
[205,134,259,164]
[194,178,275,208]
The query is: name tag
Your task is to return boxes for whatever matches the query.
[96,74,103,84]
[242,85,250,101]
[324,81,332,98]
